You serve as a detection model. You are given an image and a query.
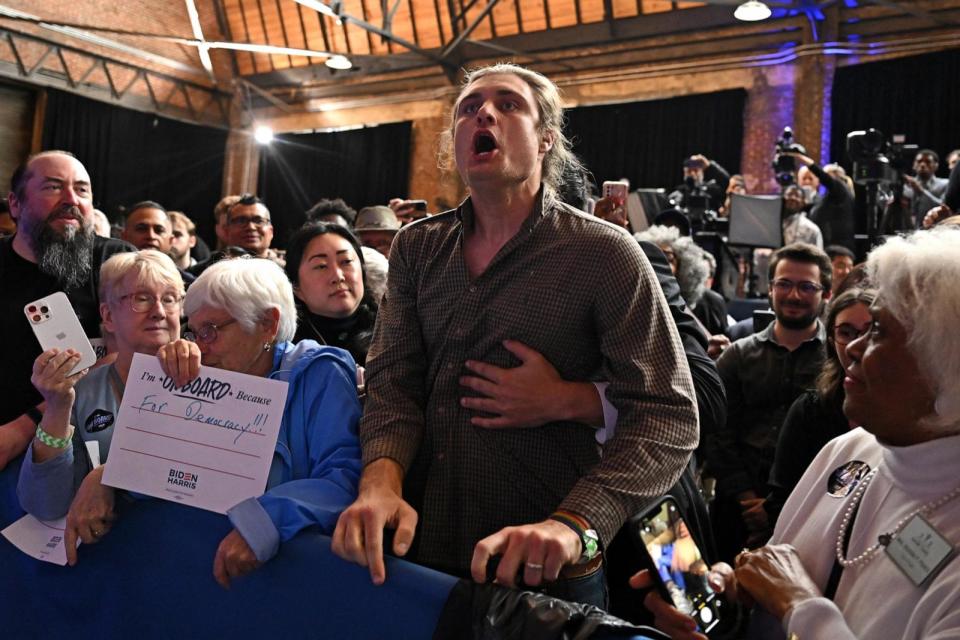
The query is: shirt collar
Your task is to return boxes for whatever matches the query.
[455,184,550,233]
[757,318,826,346]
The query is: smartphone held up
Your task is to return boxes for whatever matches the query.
[635,497,723,634]
[24,292,97,376]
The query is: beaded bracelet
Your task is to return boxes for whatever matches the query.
[35,424,74,449]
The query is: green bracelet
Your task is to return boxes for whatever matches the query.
[35,424,74,449]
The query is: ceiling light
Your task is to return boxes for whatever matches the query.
[325,55,352,70]
[254,125,274,145]
[734,1,772,21]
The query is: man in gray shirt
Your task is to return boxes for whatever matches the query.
[707,243,831,561]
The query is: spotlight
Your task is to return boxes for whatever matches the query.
[734,1,771,21]
[325,55,352,70]
[254,125,274,145]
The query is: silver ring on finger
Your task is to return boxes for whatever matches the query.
[525,562,543,571]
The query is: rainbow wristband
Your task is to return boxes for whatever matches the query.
[35,424,74,449]
[550,510,589,534]
[550,509,600,562]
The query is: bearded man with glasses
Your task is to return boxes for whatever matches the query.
[705,242,833,562]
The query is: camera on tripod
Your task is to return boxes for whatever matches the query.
[846,128,917,186]
[772,127,806,186]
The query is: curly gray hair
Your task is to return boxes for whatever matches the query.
[635,225,709,308]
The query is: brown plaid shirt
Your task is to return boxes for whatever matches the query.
[360,190,699,572]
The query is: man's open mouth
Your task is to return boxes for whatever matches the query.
[473,131,497,154]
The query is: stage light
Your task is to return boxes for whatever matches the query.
[734,1,772,21]
[254,125,274,145]
[325,55,352,70]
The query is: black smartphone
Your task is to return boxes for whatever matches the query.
[752,309,776,334]
[635,497,722,634]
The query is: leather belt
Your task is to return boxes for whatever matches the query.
[559,552,603,579]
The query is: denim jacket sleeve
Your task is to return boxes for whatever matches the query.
[229,348,362,562]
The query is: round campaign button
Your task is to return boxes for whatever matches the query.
[826,460,871,497]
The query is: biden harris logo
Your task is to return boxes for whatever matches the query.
[167,468,199,490]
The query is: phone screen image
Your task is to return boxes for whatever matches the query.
[637,499,721,633]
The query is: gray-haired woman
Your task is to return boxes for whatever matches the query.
[159,257,362,588]
[19,250,185,563]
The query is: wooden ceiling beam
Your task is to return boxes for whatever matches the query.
[439,0,501,59]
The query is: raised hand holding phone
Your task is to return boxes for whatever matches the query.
[24,292,97,376]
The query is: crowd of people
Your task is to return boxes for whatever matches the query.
[2,62,959,639]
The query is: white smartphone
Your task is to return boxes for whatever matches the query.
[24,292,98,376]
[602,180,630,206]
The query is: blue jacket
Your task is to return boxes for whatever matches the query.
[228,341,362,561]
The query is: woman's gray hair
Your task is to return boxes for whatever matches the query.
[438,62,584,202]
[867,227,960,428]
[99,249,184,304]
[635,225,709,308]
[360,246,389,305]
[184,258,296,343]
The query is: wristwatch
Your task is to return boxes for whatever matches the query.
[550,510,601,564]
[577,528,600,564]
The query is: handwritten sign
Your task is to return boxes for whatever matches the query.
[101,353,287,514]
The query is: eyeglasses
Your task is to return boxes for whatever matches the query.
[183,318,237,344]
[771,279,823,295]
[118,292,182,313]
[833,323,868,345]
[227,215,271,228]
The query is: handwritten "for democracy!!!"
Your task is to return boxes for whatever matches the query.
[102,353,288,514]
[135,370,275,444]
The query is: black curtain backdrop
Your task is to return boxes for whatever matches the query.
[257,122,412,248]
[41,89,228,245]
[565,89,747,192]
[830,48,960,172]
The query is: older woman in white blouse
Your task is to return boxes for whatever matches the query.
[637,227,960,640]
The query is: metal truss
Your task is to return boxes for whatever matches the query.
[0,26,232,127]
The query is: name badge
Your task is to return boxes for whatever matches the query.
[885,515,954,586]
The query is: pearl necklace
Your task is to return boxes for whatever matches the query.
[835,467,960,568]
